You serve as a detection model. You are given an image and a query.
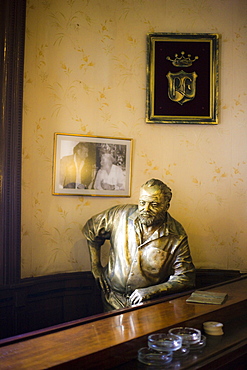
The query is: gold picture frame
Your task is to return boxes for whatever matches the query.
[146,33,219,124]
[53,133,132,197]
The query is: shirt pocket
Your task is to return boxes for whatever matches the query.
[141,246,168,278]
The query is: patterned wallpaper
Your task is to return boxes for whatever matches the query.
[22,0,247,277]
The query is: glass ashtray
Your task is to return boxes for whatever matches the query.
[169,327,201,344]
[189,335,206,350]
[148,333,182,352]
[138,347,173,366]
[173,341,190,357]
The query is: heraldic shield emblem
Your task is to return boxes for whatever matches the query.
[166,70,198,106]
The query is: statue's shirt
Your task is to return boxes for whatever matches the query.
[83,205,195,298]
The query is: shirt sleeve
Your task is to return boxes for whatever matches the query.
[166,235,195,289]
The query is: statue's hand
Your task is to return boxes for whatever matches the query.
[92,265,103,281]
[129,288,151,306]
[92,267,110,295]
[98,274,110,294]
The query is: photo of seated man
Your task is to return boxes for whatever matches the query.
[60,142,95,189]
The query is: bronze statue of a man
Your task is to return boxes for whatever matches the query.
[83,179,195,311]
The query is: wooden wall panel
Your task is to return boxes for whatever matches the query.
[0,272,103,339]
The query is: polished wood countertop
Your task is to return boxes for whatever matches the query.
[0,277,247,369]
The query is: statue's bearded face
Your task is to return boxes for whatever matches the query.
[138,186,169,226]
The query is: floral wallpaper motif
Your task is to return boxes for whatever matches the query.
[22,0,247,277]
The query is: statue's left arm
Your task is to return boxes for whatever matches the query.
[129,236,195,305]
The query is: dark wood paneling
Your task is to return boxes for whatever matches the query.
[0,0,26,285]
[195,268,241,288]
[0,271,103,339]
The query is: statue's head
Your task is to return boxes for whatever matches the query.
[138,179,172,226]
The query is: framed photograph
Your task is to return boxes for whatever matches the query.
[146,33,219,124]
[53,133,132,197]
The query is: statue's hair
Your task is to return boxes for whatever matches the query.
[141,179,172,202]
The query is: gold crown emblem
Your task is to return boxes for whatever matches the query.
[166,51,199,67]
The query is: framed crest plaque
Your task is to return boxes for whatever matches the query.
[146,33,219,124]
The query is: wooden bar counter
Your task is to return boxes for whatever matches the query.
[0,277,247,369]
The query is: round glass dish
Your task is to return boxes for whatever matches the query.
[189,335,207,350]
[169,327,201,344]
[138,347,173,366]
[148,333,182,352]
[173,340,190,357]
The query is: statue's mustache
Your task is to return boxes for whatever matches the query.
[140,211,154,216]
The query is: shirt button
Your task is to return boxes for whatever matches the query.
[130,272,134,276]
